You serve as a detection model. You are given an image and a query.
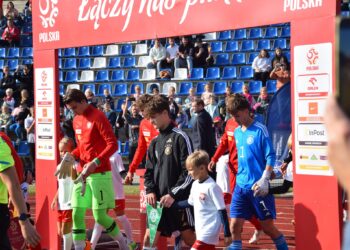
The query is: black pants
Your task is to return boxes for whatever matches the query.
[0,204,12,250]
[254,71,269,86]
[269,180,293,194]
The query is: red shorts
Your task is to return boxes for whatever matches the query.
[223,193,232,205]
[113,199,125,212]
[57,210,72,223]
[191,240,215,250]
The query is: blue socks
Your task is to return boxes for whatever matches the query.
[228,240,242,250]
[273,234,288,250]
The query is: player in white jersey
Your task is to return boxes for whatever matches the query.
[51,137,76,250]
[180,150,232,249]
[91,151,138,250]
[215,154,231,210]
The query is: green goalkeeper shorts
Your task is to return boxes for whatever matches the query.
[71,171,115,210]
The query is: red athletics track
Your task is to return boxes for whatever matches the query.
[28,194,295,249]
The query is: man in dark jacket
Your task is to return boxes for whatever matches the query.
[143,95,195,249]
[0,66,16,97]
[191,98,216,158]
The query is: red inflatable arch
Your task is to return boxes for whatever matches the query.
[32,0,341,249]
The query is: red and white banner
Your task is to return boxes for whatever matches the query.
[33,0,335,50]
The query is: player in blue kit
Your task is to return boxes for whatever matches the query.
[226,94,288,250]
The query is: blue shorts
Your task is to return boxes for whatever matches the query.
[230,185,276,221]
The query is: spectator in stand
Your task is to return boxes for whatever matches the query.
[0,66,16,98]
[252,49,272,86]
[242,84,256,109]
[175,36,194,77]
[133,85,142,101]
[0,104,11,133]
[150,84,160,95]
[14,64,34,98]
[103,103,117,128]
[23,0,32,17]
[168,86,179,121]
[19,89,33,108]
[271,48,289,70]
[201,83,214,106]
[123,99,143,165]
[84,88,98,107]
[191,98,216,159]
[184,87,196,111]
[9,104,29,142]
[269,63,291,90]
[206,43,215,67]
[11,101,29,119]
[0,17,20,46]
[3,88,15,111]
[254,87,270,115]
[164,37,179,74]
[176,105,188,129]
[24,107,35,174]
[193,37,209,68]
[102,89,114,110]
[116,101,127,137]
[0,8,7,33]
[147,38,167,76]
[4,1,19,19]
[205,94,220,120]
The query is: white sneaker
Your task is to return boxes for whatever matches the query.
[248,230,263,244]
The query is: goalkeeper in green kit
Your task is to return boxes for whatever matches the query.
[56,89,128,250]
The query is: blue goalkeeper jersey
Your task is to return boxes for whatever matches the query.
[234,121,276,189]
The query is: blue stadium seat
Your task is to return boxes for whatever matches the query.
[178,82,193,96]
[78,46,90,57]
[129,82,144,94]
[215,53,230,66]
[285,51,291,62]
[20,35,32,47]
[63,48,76,57]
[59,71,63,82]
[111,70,125,81]
[0,48,5,58]
[0,60,4,68]
[210,42,223,53]
[7,47,19,58]
[190,68,204,80]
[247,52,259,64]
[120,44,133,55]
[7,59,18,71]
[58,49,62,57]
[82,84,96,94]
[63,58,77,69]
[239,66,254,79]
[91,45,104,56]
[230,81,244,93]
[248,28,262,39]
[21,47,33,58]
[273,39,287,49]
[78,58,91,69]
[24,16,32,23]
[126,69,139,81]
[213,81,227,95]
[95,70,109,82]
[233,29,247,40]
[115,98,126,112]
[113,83,128,96]
[241,40,255,51]
[196,82,206,95]
[59,85,64,95]
[18,141,30,157]
[225,41,239,52]
[205,67,220,80]
[123,56,136,68]
[249,81,262,94]
[218,30,232,40]
[108,57,121,68]
[264,27,278,38]
[256,39,271,50]
[221,66,237,80]
[231,53,246,65]
[97,84,112,96]
[63,71,78,83]
[121,141,129,157]
[22,59,33,65]
[280,26,290,37]
[58,59,63,69]
[266,80,277,94]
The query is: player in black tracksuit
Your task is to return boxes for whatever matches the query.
[143,95,195,249]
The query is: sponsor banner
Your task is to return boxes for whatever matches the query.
[297,123,327,145]
[35,68,56,160]
[295,147,333,176]
[297,99,326,122]
[33,0,333,50]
